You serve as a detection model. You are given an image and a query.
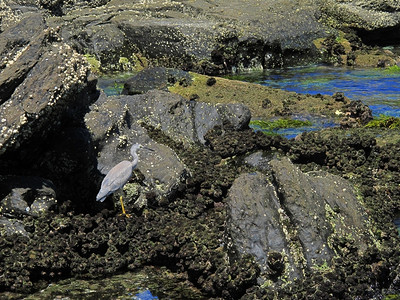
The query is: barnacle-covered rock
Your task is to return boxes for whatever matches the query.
[0,26,93,157]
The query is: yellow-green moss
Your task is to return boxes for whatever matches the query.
[250,119,312,134]
[169,72,346,120]
[384,65,400,74]
[84,54,101,74]
[365,115,400,129]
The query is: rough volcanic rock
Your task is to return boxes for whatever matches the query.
[320,0,400,45]
[88,89,250,146]
[340,99,373,128]
[122,67,192,95]
[0,27,93,157]
[227,156,373,283]
[0,12,47,102]
[0,176,56,219]
[0,12,99,218]
[85,89,250,208]
[42,0,329,73]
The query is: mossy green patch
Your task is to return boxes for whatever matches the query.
[169,72,347,120]
[384,65,400,74]
[84,54,101,74]
[311,260,332,274]
[365,115,400,129]
[384,295,400,300]
[250,119,312,135]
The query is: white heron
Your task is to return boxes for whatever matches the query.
[96,143,153,216]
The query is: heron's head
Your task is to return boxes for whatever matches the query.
[130,143,142,157]
[130,143,154,157]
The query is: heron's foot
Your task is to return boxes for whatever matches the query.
[119,196,131,218]
[119,212,131,218]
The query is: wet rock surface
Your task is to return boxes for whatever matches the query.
[0,176,56,218]
[228,156,373,285]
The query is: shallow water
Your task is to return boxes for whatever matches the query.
[235,65,400,138]
[98,66,400,139]
[238,65,400,117]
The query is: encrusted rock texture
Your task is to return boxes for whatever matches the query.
[0,1,400,299]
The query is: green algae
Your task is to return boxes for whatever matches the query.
[384,65,400,74]
[384,295,400,300]
[365,115,400,129]
[84,54,101,75]
[16,267,205,300]
[168,72,347,120]
[250,119,313,135]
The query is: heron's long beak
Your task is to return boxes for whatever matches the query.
[142,146,154,152]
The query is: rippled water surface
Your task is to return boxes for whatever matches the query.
[240,66,400,117]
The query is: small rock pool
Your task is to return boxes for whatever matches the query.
[237,65,400,138]
[250,65,400,117]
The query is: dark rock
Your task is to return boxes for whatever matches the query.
[0,13,47,102]
[262,98,271,108]
[227,171,302,281]
[121,67,192,95]
[244,151,273,171]
[0,13,99,214]
[227,157,372,282]
[320,0,400,45]
[88,89,250,146]
[332,92,346,102]
[30,127,99,208]
[206,77,216,86]
[340,100,373,128]
[0,176,56,220]
[0,28,93,157]
[189,93,199,101]
[46,0,328,73]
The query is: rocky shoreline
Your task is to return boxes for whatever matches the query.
[1,0,400,299]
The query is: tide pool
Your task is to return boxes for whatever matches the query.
[241,65,400,117]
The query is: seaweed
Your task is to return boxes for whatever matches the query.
[250,119,313,135]
[365,115,400,129]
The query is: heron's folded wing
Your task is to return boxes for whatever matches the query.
[96,161,133,202]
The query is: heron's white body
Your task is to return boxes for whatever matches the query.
[96,143,141,202]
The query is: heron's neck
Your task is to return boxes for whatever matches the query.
[132,156,139,166]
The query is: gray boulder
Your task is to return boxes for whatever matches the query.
[85,89,250,209]
[227,171,302,281]
[320,0,400,44]
[85,91,190,209]
[122,67,192,95]
[88,89,250,146]
[0,217,28,237]
[227,156,372,282]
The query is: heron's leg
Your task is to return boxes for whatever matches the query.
[119,195,131,218]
